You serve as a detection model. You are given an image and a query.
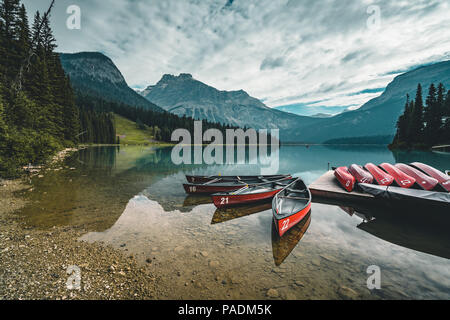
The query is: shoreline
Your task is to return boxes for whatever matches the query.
[0,149,163,300]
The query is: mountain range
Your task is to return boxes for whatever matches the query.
[60,52,450,143]
[138,73,317,131]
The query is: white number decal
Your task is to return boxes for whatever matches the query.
[400,179,411,186]
[190,186,197,192]
[220,197,229,205]
[281,219,290,231]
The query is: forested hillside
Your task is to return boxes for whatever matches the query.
[0,0,81,176]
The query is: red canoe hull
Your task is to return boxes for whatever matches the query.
[364,163,394,186]
[334,167,356,192]
[395,163,439,191]
[348,164,374,184]
[411,162,450,192]
[183,184,247,194]
[274,204,311,237]
[212,189,281,208]
[380,163,416,188]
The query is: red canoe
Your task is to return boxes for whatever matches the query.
[186,174,291,183]
[272,178,312,237]
[212,178,295,208]
[411,162,450,192]
[395,164,439,191]
[364,163,394,186]
[348,164,374,184]
[183,176,291,194]
[334,167,356,192]
[379,163,416,188]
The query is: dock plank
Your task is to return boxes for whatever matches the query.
[309,171,374,202]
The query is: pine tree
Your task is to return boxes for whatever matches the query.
[41,15,55,56]
[0,0,21,81]
[392,94,412,147]
[31,10,41,51]
[408,84,424,144]
[424,83,437,144]
[0,0,20,39]
[424,83,446,146]
[17,4,28,56]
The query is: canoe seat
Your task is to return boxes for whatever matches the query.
[287,188,306,193]
[278,195,309,201]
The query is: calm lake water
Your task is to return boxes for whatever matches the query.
[18,145,450,299]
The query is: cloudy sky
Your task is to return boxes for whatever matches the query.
[23,0,450,112]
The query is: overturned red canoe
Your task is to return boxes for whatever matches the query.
[364,163,394,186]
[348,164,374,184]
[272,178,312,237]
[379,163,416,188]
[334,167,356,192]
[212,178,295,208]
[411,162,450,192]
[395,163,439,191]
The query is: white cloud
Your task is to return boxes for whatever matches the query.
[23,0,450,110]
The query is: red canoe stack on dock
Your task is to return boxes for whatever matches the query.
[333,162,449,196]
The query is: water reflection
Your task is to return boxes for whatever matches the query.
[183,195,213,207]
[211,202,272,224]
[272,212,311,266]
[315,197,450,260]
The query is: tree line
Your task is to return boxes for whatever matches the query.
[390,83,450,149]
[75,91,252,143]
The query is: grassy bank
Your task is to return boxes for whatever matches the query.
[115,114,158,145]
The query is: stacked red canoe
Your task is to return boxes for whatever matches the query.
[334,162,450,193]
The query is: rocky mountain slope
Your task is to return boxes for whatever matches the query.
[60,52,163,112]
[139,73,317,131]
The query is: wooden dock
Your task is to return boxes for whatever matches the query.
[431,145,450,153]
[309,171,374,203]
